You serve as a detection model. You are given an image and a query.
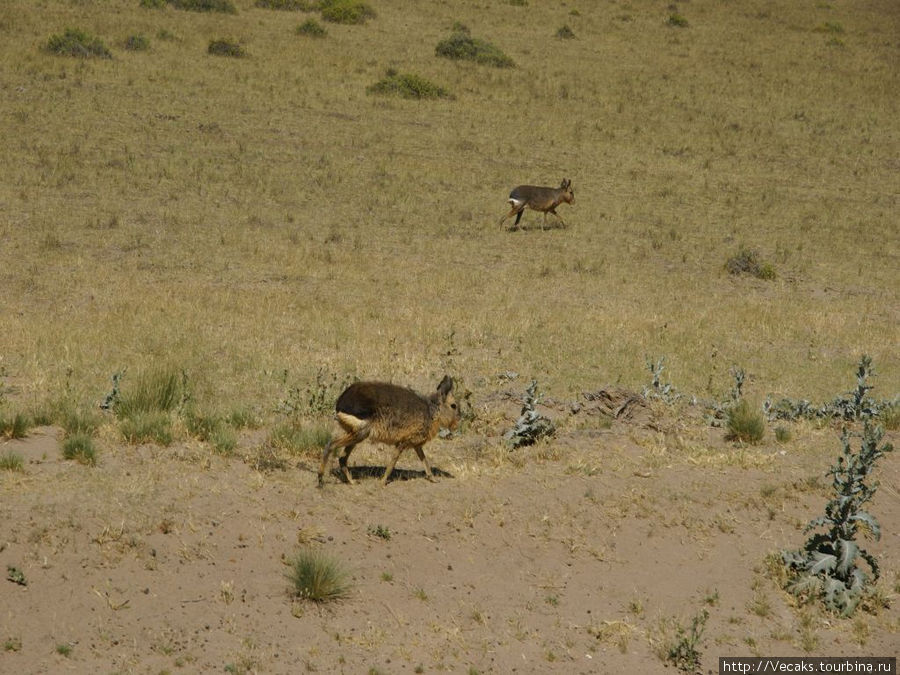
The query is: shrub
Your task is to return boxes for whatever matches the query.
[0,451,24,472]
[504,380,555,448]
[666,13,689,28]
[435,28,514,68]
[168,0,237,12]
[366,70,451,100]
[256,0,317,8]
[124,34,150,51]
[725,248,776,280]
[46,28,112,59]
[725,399,765,444]
[208,39,246,57]
[782,423,893,616]
[287,548,351,602]
[62,433,97,465]
[319,0,375,24]
[296,18,326,36]
[555,25,575,39]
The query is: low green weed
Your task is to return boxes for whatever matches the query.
[46,28,112,58]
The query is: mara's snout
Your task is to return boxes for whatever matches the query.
[499,178,574,230]
[317,375,460,486]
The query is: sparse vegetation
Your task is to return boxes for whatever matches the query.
[664,609,708,673]
[435,26,514,68]
[367,524,391,540]
[168,0,237,13]
[256,0,317,9]
[725,247,776,280]
[208,39,246,57]
[46,28,112,58]
[124,34,150,51]
[6,565,27,587]
[782,422,893,616]
[555,25,575,39]
[0,412,29,439]
[367,70,451,100]
[0,450,24,472]
[666,13,689,28]
[296,19,326,37]
[319,0,375,24]
[287,548,351,603]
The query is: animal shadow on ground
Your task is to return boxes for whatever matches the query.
[327,464,454,484]
[506,219,567,232]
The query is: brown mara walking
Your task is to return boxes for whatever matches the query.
[499,178,574,230]
[317,376,460,486]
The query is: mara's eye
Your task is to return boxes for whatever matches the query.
[451,403,457,409]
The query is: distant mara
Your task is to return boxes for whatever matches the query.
[499,178,574,230]
[317,376,460,486]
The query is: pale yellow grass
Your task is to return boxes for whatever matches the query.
[0,0,897,420]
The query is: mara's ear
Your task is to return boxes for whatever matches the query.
[561,178,570,188]
[437,375,454,397]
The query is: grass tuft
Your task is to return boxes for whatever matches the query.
[62,433,98,466]
[124,34,150,51]
[113,368,185,419]
[287,548,351,602]
[169,0,237,13]
[319,0,375,25]
[725,399,765,444]
[0,450,24,472]
[555,25,575,39]
[268,421,330,455]
[256,0,318,9]
[725,248,776,280]
[208,39,246,57]
[367,70,451,100]
[296,19,327,37]
[435,27,514,68]
[120,411,174,446]
[46,28,112,59]
[1,413,30,440]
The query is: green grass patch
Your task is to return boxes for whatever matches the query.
[113,368,185,419]
[169,0,237,13]
[0,412,29,439]
[296,19,327,37]
[0,450,24,472]
[62,433,98,465]
[287,548,351,602]
[120,411,174,445]
[256,0,318,9]
[725,399,765,444]
[320,0,375,25]
[268,421,330,455]
[435,27,514,67]
[46,28,112,59]
[208,39,246,57]
[666,13,689,28]
[366,70,451,100]
[124,34,150,51]
[55,643,72,657]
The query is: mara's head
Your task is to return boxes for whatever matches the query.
[559,178,574,204]
[432,375,461,431]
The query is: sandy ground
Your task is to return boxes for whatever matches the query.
[1,392,897,674]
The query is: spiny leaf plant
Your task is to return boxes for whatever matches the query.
[504,380,555,448]
[765,355,896,422]
[781,422,893,616]
[642,356,683,404]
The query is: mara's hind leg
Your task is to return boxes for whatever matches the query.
[414,446,436,482]
[318,425,369,486]
[381,445,407,485]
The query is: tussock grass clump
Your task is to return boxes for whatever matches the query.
[366,70,451,100]
[1,412,29,439]
[62,433,97,466]
[296,18,326,36]
[46,29,112,59]
[269,421,330,455]
[555,25,575,39]
[666,13,689,28]
[319,0,375,25]
[0,450,24,472]
[208,39,246,57]
[256,0,317,9]
[725,399,765,444]
[113,368,185,419]
[120,411,174,445]
[725,248,776,280]
[435,26,514,68]
[287,548,351,602]
[169,0,237,13]
[124,34,150,51]
[184,409,237,454]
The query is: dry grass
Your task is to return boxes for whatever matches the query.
[0,0,897,425]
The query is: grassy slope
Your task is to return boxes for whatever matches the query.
[0,0,897,413]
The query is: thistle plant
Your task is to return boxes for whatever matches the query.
[504,380,555,448]
[781,422,893,616]
[642,357,681,404]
